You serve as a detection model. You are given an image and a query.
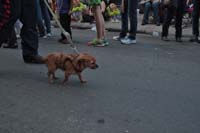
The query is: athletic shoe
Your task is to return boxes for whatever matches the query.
[47,33,52,37]
[190,36,200,43]
[121,38,136,45]
[3,44,18,49]
[88,39,108,47]
[161,36,170,41]
[113,36,120,41]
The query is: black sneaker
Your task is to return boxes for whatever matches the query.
[176,37,182,42]
[156,22,160,26]
[162,36,170,41]
[23,55,44,64]
[3,44,18,49]
[141,21,148,26]
[190,36,200,43]
[58,38,70,44]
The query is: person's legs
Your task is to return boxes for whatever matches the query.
[87,0,107,46]
[119,0,128,38]
[152,2,160,25]
[3,25,18,48]
[58,13,72,44]
[65,14,72,39]
[0,0,20,46]
[161,5,174,39]
[0,0,42,63]
[121,0,138,44]
[36,0,46,37]
[21,0,42,63]
[142,2,151,24]
[100,11,105,39]
[92,6,102,40]
[128,0,138,40]
[175,0,185,41]
[40,0,51,35]
[60,13,72,40]
[192,0,200,37]
[60,14,67,40]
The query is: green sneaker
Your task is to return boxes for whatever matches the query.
[88,39,101,46]
[103,39,109,46]
[95,40,108,47]
[88,39,109,47]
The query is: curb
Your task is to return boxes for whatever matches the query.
[71,24,193,38]
[71,25,153,35]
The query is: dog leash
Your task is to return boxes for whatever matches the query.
[43,0,80,54]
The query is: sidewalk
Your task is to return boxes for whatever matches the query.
[71,14,193,38]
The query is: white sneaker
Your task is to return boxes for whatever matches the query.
[115,19,120,23]
[43,35,47,39]
[16,34,20,39]
[113,36,120,41]
[121,38,136,45]
[91,26,96,32]
[113,36,128,41]
[47,33,52,37]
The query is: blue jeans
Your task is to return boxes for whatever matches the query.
[36,0,45,36]
[120,0,138,39]
[143,2,160,24]
[40,0,51,34]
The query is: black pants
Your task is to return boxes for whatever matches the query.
[60,13,72,39]
[0,0,38,56]
[120,0,138,39]
[7,26,17,46]
[0,25,16,46]
[162,1,185,38]
[192,0,200,36]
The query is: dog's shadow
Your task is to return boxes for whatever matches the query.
[0,67,96,90]
[48,76,90,88]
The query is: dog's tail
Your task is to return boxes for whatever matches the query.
[41,56,48,64]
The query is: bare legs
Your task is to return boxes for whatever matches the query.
[92,5,105,40]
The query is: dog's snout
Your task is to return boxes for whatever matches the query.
[91,64,98,69]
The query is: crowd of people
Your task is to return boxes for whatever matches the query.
[0,0,200,63]
[139,0,197,43]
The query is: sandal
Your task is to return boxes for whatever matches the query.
[88,39,102,46]
[88,39,109,47]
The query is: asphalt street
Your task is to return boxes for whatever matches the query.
[0,29,200,133]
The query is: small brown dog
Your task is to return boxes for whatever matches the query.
[42,53,98,84]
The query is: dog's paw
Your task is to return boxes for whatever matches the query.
[53,77,59,80]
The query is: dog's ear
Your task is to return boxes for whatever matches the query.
[77,59,86,71]
[73,54,88,71]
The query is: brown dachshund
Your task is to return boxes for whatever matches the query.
[42,53,98,84]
